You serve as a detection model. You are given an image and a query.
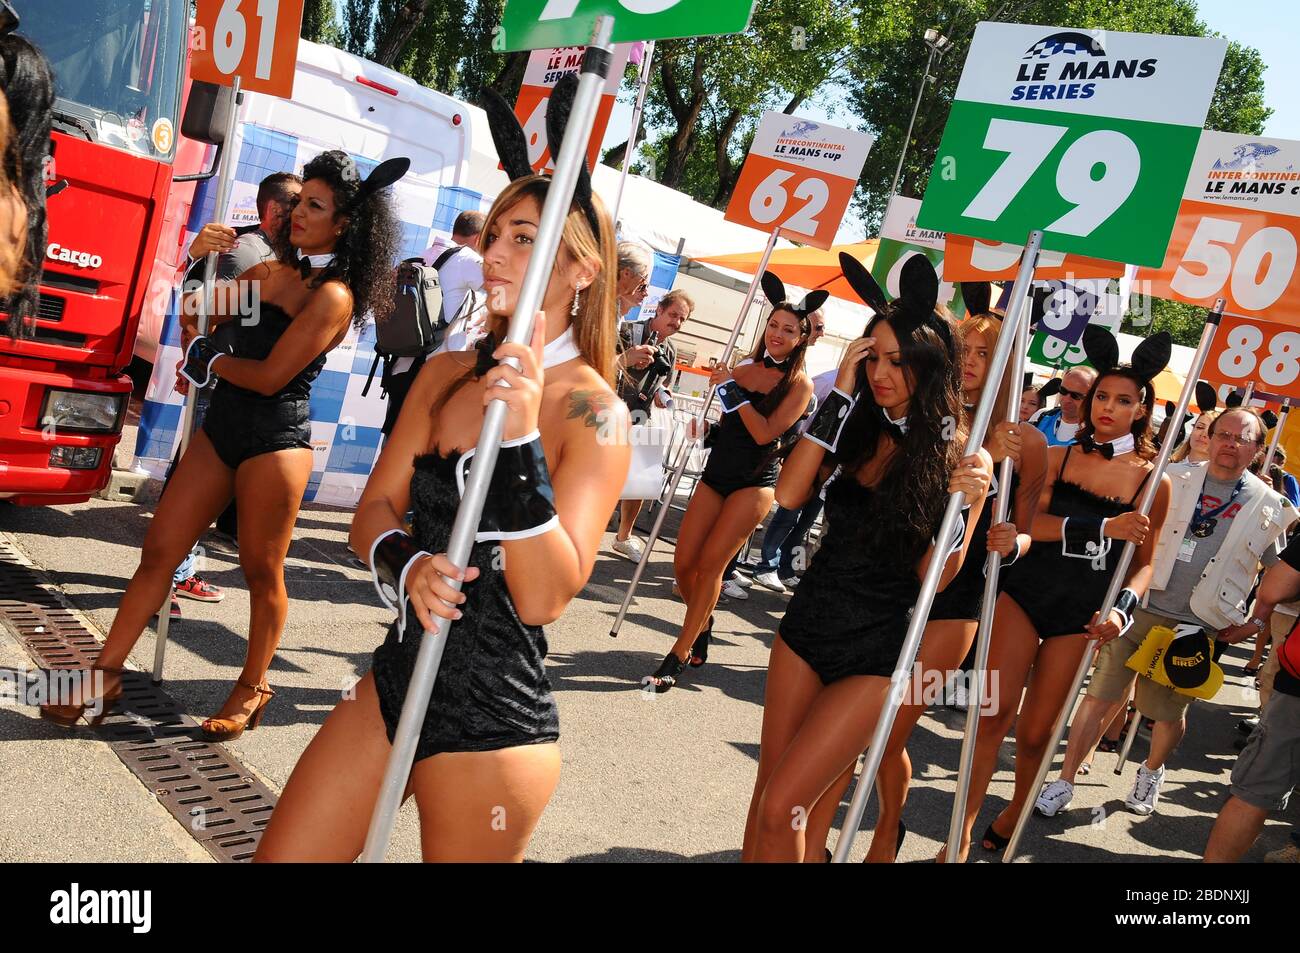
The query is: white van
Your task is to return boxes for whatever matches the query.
[135,39,474,358]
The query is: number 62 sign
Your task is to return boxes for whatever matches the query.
[192,0,305,98]
[724,112,874,249]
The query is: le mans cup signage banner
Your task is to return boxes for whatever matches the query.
[872,196,966,315]
[725,112,874,249]
[1137,131,1300,325]
[917,23,1226,266]
[514,44,631,174]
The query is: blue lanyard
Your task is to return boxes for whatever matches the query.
[1192,478,1244,529]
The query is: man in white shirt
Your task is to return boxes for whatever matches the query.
[423,210,486,354]
[379,211,485,437]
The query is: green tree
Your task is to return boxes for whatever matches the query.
[301,0,342,46]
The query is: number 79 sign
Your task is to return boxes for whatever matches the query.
[724,112,874,249]
[192,0,305,98]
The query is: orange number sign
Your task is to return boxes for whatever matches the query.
[1205,313,1300,400]
[725,112,873,250]
[192,0,305,99]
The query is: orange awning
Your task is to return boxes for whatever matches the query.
[695,239,880,305]
[1151,368,1186,404]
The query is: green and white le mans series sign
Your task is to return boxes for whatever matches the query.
[500,0,757,51]
[917,23,1226,267]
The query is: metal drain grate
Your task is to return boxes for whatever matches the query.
[0,540,278,862]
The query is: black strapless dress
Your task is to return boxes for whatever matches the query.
[701,383,780,497]
[931,470,1020,622]
[779,470,924,683]
[203,301,327,468]
[1000,445,1150,639]
[370,450,560,760]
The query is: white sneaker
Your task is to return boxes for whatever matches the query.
[732,572,754,589]
[1034,779,1074,817]
[780,575,799,589]
[753,571,788,593]
[612,537,645,561]
[1125,762,1165,816]
[721,579,748,600]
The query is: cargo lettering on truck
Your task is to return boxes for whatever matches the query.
[45,243,103,270]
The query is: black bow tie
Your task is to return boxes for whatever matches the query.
[297,254,316,280]
[761,355,786,370]
[474,331,499,378]
[1079,434,1114,459]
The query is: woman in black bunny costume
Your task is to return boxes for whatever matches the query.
[257,76,630,862]
[743,255,992,862]
[949,327,1172,861]
[43,150,407,742]
[643,273,818,693]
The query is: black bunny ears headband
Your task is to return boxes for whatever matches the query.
[314,151,410,211]
[959,281,996,320]
[760,271,828,320]
[1081,325,1172,390]
[838,251,954,354]
[481,74,602,241]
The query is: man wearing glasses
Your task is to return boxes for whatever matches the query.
[1035,408,1296,819]
[615,241,651,320]
[1030,365,1096,447]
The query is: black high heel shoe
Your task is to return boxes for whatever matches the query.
[644,652,688,693]
[690,615,714,667]
[981,820,1010,853]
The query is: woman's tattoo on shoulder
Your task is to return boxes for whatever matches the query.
[567,389,615,429]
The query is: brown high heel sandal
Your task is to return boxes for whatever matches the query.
[200,679,275,742]
[40,665,126,728]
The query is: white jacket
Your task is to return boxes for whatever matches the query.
[1149,462,1297,630]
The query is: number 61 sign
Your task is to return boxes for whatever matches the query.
[724,112,874,249]
[192,0,305,98]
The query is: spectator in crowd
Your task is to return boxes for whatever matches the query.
[1019,382,1041,423]
[610,289,692,562]
[1029,366,1096,447]
[423,209,486,355]
[1204,529,1300,861]
[1037,408,1296,818]
[615,241,651,319]
[1170,410,1219,465]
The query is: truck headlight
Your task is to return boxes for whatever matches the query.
[40,390,125,434]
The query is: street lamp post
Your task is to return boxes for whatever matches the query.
[884,27,950,221]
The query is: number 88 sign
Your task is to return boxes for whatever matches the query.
[1206,313,1300,399]
[724,112,874,249]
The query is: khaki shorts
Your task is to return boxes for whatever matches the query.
[1230,691,1300,812]
[1086,606,1195,723]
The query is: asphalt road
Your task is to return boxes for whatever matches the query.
[0,456,1295,863]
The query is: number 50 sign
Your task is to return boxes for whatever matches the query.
[192,0,305,98]
[725,112,874,249]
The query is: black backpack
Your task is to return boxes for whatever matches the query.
[363,246,465,396]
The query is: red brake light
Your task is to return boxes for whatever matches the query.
[452,114,462,126]
[355,75,398,96]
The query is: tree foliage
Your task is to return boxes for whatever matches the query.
[315,0,1273,246]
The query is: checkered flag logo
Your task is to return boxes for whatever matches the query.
[1023,32,1106,59]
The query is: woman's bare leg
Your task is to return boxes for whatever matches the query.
[952,593,1039,860]
[667,486,772,661]
[98,430,235,670]
[866,619,978,862]
[409,744,561,862]
[751,673,892,862]
[255,673,398,862]
[742,635,825,861]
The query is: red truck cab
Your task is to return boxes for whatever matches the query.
[0,0,208,504]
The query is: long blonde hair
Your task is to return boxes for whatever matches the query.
[1171,409,1221,462]
[957,314,1011,427]
[429,176,618,419]
[481,175,617,383]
